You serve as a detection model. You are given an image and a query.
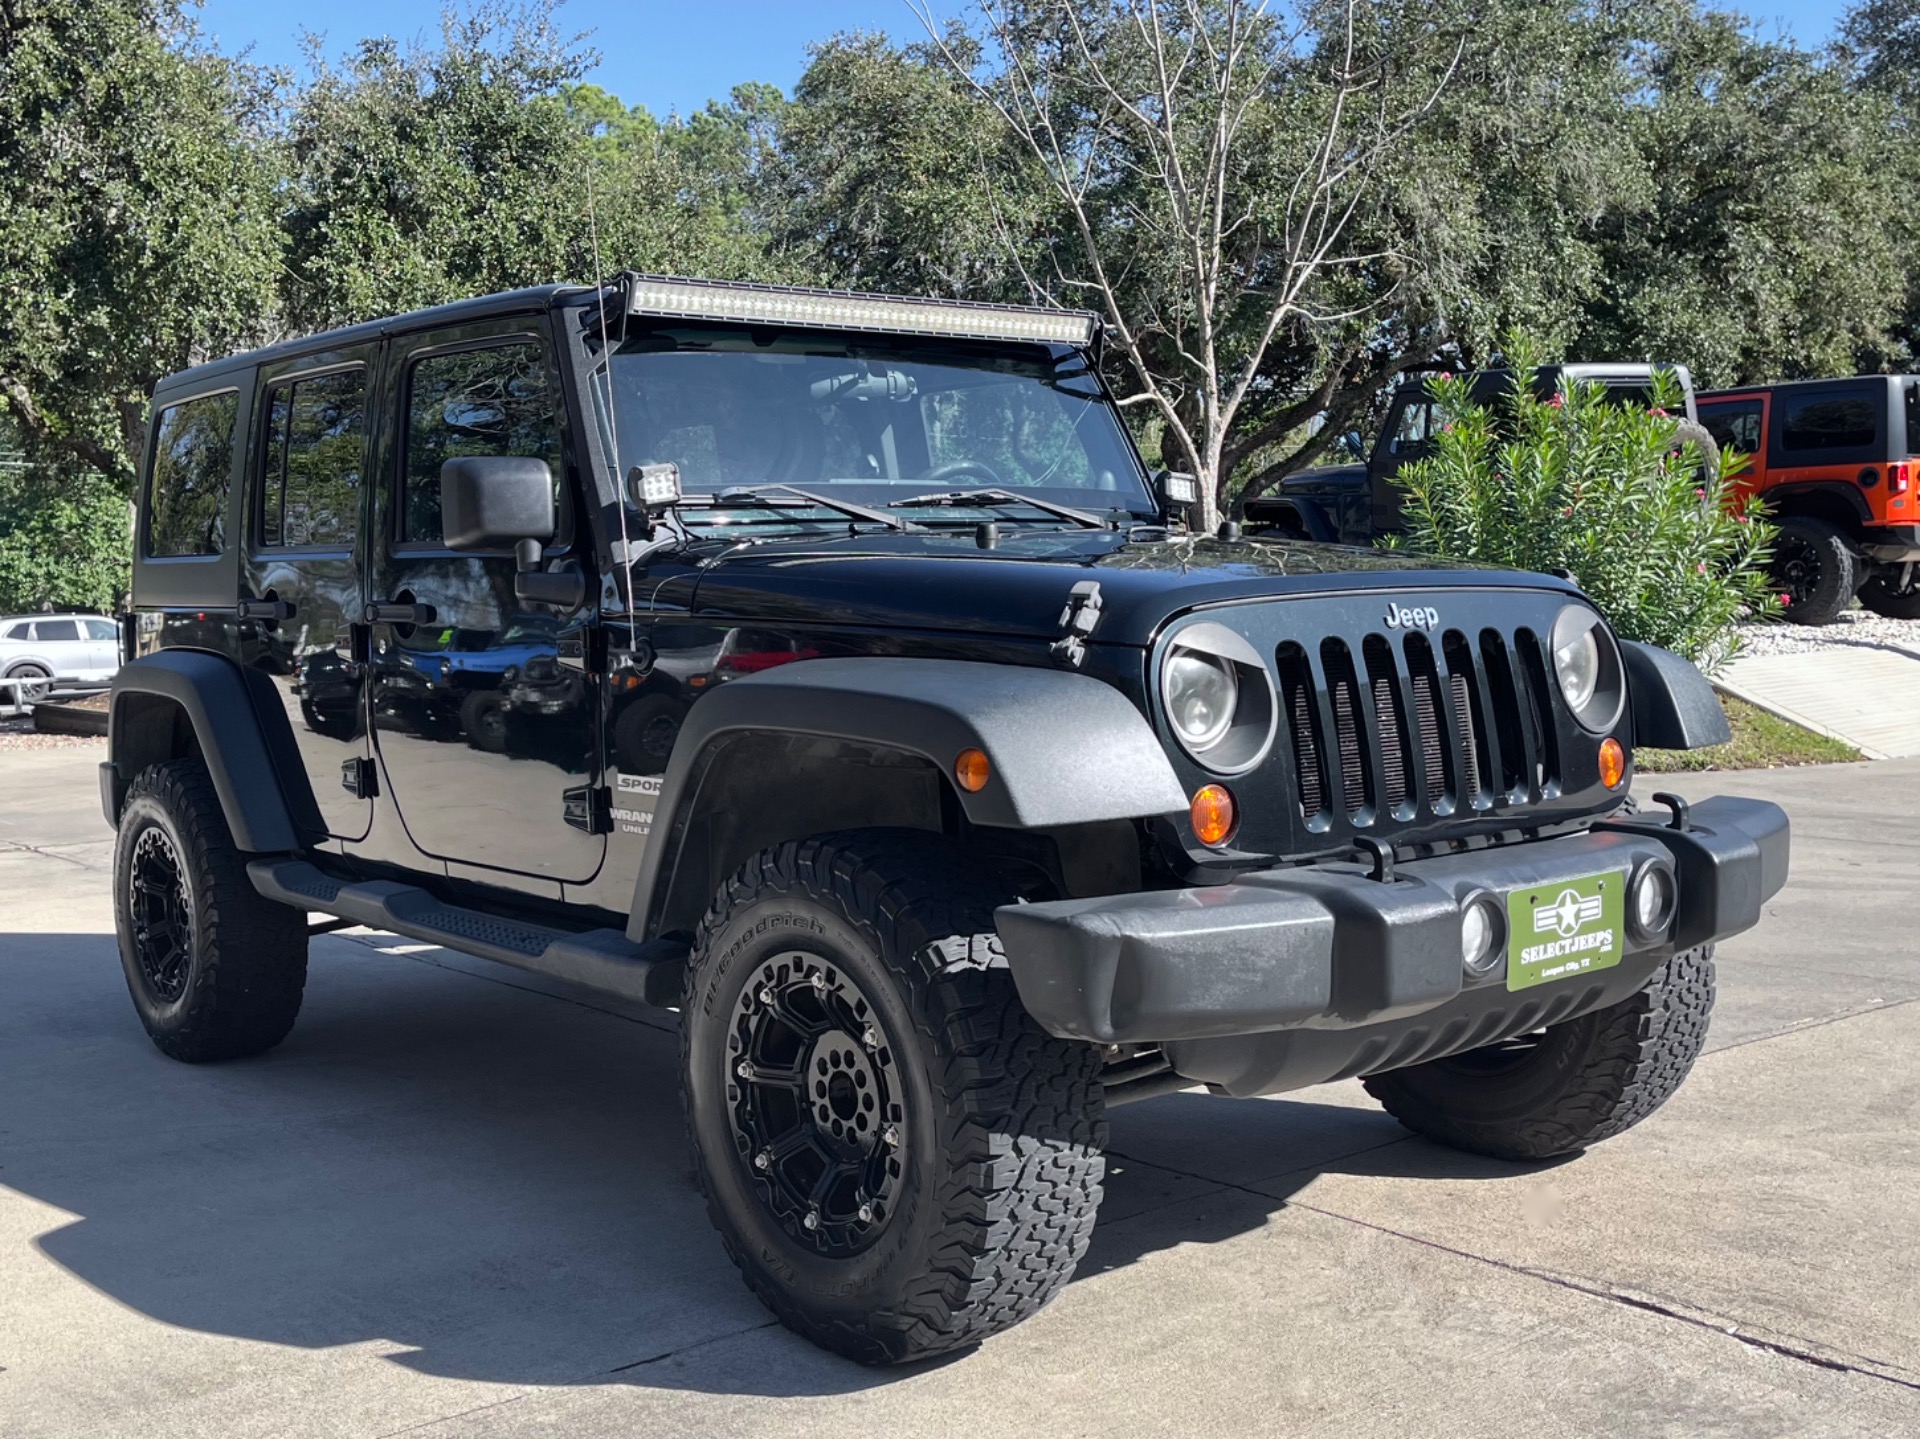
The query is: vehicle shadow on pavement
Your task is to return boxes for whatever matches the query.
[1,933,1553,1397]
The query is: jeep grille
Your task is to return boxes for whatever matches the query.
[1275,626,1561,830]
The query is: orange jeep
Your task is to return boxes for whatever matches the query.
[1698,377,1920,623]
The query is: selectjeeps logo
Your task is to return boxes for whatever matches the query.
[1383,602,1439,631]
[1505,873,1625,991]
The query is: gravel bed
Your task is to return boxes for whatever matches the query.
[1734,608,1920,661]
[0,713,105,749]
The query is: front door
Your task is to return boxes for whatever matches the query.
[366,320,603,884]
[242,357,374,842]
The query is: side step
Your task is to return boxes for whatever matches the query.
[248,859,686,1008]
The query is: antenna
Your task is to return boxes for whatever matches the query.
[585,158,635,611]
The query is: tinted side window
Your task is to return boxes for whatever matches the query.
[84,618,119,640]
[1701,400,1762,456]
[260,368,366,548]
[1780,388,1878,452]
[1389,401,1433,455]
[35,619,79,642]
[403,344,559,544]
[2,622,28,640]
[148,392,239,556]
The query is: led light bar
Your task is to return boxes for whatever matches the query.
[622,274,1098,347]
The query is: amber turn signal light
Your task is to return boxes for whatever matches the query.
[954,748,991,793]
[1599,736,1626,790]
[1190,784,1236,847]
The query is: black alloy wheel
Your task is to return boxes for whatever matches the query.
[128,825,193,1003]
[1858,565,1920,620]
[725,950,906,1255]
[1767,515,1859,626]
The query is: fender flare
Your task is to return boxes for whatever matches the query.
[104,650,326,852]
[1244,494,1340,543]
[1620,641,1731,751]
[628,656,1188,940]
[1762,481,1873,528]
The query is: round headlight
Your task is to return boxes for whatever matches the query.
[1554,623,1600,713]
[1162,648,1237,753]
[1549,606,1623,732]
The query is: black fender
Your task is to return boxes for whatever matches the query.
[103,650,326,852]
[628,656,1188,941]
[1243,494,1340,543]
[1620,641,1731,750]
[1762,482,1873,529]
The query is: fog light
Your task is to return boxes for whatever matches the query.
[1629,862,1676,940]
[1460,893,1504,976]
[1190,784,1236,847]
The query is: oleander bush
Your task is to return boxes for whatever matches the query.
[1392,338,1777,671]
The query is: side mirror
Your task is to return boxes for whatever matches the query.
[440,457,585,611]
[440,456,555,550]
[1339,430,1365,461]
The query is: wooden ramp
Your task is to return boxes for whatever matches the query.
[1717,648,1920,760]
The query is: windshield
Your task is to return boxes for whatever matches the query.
[594,328,1154,521]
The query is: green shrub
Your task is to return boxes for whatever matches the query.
[0,466,131,615]
[1391,343,1775,672]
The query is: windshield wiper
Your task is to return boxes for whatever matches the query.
[889,488,1112,530]
[679,484,925,533]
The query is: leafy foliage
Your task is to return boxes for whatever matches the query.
[1393,339,1777,669]
[0,462,130,614]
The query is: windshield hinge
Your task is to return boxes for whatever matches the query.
[1051,580,1104,667]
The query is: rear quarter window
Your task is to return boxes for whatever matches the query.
[147,391,239,556]
[1780,388,1878,453]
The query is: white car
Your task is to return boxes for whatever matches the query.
[0,613,121,702]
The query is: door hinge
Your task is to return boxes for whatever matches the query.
[1051,580,1104,667]
[341,757,378,799]
[564,783,611,835]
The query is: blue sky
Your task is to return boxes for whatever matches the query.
[194,0,1858,121]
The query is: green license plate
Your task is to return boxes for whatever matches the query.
[1505,872,1625,991]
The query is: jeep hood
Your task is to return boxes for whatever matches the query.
[682,528,1581,648]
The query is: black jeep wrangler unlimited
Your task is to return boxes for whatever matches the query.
[1247,363,1714,547]
[107,276,1789,1364]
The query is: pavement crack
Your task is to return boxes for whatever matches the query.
[1285,1200,1920,1394]
[1105,1146,1920,1395]
[1704,994,1920,1057]
[608,1318,783,1372]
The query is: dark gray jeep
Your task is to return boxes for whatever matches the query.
[106,275,1788,1364]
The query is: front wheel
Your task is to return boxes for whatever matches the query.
[681,830,1106,1364]
[7,663,51,705]
[1362,945,1715,1160]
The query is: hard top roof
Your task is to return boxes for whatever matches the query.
[152,284,590,396]
[1699,374,1913,400]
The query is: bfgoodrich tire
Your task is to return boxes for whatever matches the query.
[113,759,309,1062]
[681,829,1107,1364]
[1362,946,1716,1161]
[1769,515,1860,625]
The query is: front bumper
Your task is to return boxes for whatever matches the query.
[995,795,1789,1096]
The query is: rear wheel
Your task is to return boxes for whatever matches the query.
[7,663,51,705]
[681,829,1106,1364]
[1362,946,1715,1160]
[1858,565,1920,620]
[1768,515,1859,625]
[113,759,308,1062]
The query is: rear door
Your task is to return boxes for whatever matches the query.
[30,617,83,677]
[242,352,377,842]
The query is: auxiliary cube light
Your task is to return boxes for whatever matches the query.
[623,274,1099,347]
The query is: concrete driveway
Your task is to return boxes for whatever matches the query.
[2,746,1916,1437]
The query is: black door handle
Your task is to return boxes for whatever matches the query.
[364,601,436,626]
[237,596,294,621]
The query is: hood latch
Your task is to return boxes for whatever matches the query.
[1051,580,1104,667]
